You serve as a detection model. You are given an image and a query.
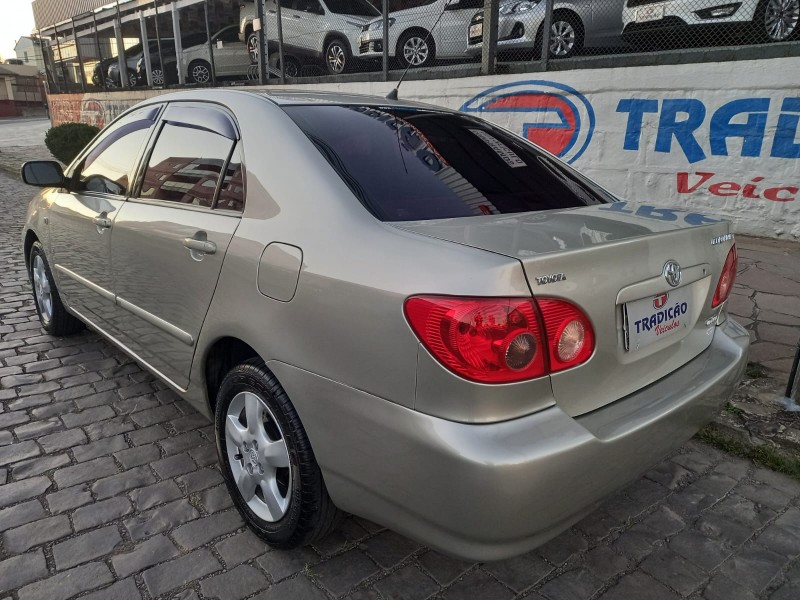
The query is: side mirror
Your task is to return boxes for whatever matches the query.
[21,161,65,188]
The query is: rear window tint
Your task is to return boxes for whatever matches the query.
[284,105,612,222]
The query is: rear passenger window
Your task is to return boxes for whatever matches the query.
[139,122,234,208]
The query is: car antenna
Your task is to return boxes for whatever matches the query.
[385,1,451,101]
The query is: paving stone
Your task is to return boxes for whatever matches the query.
[46,484,92,514]
[711,494,777,529]
[131,405,180,428]
[128,424,168,446]
[752,468,800,496]
[314,549,381,597]
[54,456,118,488]
[11,452,70,480]
[0,550,48,595]
[129,479,183,511]
[2,514,72,554]
[640,546,707,596]
[60,405,116,428]
[599,571,679,600]
[13,417,62,440]
[256,547,320,582]
[124,498,199,540]
[17,561,114,600]
[31,401,75,419]
[142,548,221,597]
[0,440,40,466]
[199,564,269,600]
[72,434,129,463]
[171,414,209,433]
[736,483,793,511]
[418,550,475,586]
[153,452,197,478]
[111,534,181,578]
[0,412,29,431]
[719,545,789,594]
[53,525,123,570]
[255,576,327,600]
[702,574,758,600]
[197,484,233,514]
[172,509,244,550]
[160,431,206,455]
[73,390,118,409]
[641,505,688,537]
[73,496,133,531]
[189,443,218,467]
[668,474,738,517]
[92,465,156,499]
[669,529,733,571]
[83,416,136,441]
[484,554,553,593]
[0,500,46,533]
[374,564,440,599]
[113,395,160,415]
[537,529,589,566]
[176,467,223,493]
[581,545,629,581]
[215,530,268,567]
[6,393,51,411]
[79,579,141,600]
[39,427,88,453]
[117,382,156,399]
[0,476,51,508]
[361,529,421,569]
[114,443,161,469]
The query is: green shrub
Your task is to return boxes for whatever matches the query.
[45,122,100,165]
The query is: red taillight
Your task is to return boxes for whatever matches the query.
[712,245,738,308]
[404,296,594,384]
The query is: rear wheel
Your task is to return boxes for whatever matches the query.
[397,30,435,68]
[757,0,800,42]
[324,38,351,75]
[215,359,342,548]
[538,13,583,58]
[247,30,259,63]
[151,67,165,86]
[188,60,212,84]
[29,242,83,336]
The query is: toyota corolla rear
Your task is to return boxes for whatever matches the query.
[278,100,749,560]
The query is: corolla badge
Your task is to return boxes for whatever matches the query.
[663,260,682,288]
[460,80,595,164]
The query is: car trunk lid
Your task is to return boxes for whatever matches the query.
[394,202,734,417]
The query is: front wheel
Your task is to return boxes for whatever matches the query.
[397,31,435,68]
[756,0,800,42]
[215,359,342,548]
[29,241,83,336]
[538,14,583,58]
[188,60,212,84]
[324,38,351,75]
[247,30,259,64]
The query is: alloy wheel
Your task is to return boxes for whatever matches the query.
[32,255,53,324]
[192,63,211,83]
[549,20,576,57]
[403,36,430,66]
[765,0,800,40]
[225,391,292,522]
[152,69,165,85]
[128,72,137,87]
[326,43,346,74]
[248,33,260,63]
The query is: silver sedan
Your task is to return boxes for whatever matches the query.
[21,89,748,560]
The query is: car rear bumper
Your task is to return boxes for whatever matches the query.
[269,317,748,561]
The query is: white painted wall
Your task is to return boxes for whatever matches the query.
[50,56,800,239]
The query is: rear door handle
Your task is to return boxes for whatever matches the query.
[183,238,217,255]
[92,216,112,229]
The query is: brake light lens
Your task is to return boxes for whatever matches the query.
[712,245,738,308]
[404,296,594,384]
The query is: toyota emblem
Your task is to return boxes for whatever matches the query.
[663,260,682,288]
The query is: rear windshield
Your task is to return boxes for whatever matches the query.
[284,105,612,222]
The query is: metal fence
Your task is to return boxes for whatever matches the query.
[38,0,800,93]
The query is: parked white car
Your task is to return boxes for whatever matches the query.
[239,0,379,75]
[358,0,484,68]
[183,25,254,83]
[621,0,799,45]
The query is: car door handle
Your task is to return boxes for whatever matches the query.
[92,216,112,229]
[183,238,217,255]
[268,9,276,13]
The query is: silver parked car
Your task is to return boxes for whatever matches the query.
[467,0,629,59]
[21,90,748,560]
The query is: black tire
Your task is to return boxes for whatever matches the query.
[537,12,583,59]
[215,358,342,548]
[397,30,435,68]
[29,241,83,336]
[127,70,138,87]
[324,38,351,75]
[754,0,800,43]
[188,60,212,84]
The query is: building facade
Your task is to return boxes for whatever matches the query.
[14,36,47,73]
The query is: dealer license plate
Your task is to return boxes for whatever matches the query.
[635,5,664,22]
[469,23,483,39]
[624,286,691,352]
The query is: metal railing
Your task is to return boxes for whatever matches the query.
[38,0,800,93]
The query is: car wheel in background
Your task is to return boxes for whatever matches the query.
[104,75,118,88]
[757,0,800,41]
[546,12,583,58]
[282,56,301,78]
[324,38,351,75]
[247,30,260,63]
[151,68,165,86]
[189,60,212,84]
[127,70,138,87]
[215,358,343,548]
[397,30,435,68]
[29,242,83,336]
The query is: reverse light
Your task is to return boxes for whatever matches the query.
[404,296,594,384]
[712,244,738,308]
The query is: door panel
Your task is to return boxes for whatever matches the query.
[109,204,238,388]
[438,5,482,58]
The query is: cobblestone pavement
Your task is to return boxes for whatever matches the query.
[1,168,800,600]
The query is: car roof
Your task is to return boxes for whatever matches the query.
[137,88,449,113]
